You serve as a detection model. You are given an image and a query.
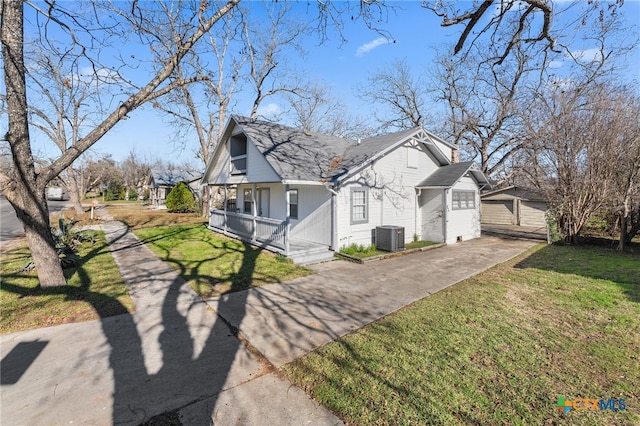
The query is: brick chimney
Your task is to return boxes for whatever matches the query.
[451,147,460,163]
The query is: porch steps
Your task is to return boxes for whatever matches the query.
[289,246,335,265]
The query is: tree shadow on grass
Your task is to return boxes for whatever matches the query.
[0,235,133,324]
[513,244,640,303]
[0,222,265,425]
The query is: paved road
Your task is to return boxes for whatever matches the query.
[0,196,68,242]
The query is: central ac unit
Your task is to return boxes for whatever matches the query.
[376,226,405,252]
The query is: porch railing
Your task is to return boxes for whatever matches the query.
[209,209,288,251]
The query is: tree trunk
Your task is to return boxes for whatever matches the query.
[66,167,86,215]
[618,218,626,251]
[2,0,67,286]
[12,189,67,287]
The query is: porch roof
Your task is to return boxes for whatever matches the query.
[416,161,492,190]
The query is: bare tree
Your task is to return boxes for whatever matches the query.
[152,6,245,165]
[598,89,640,250]
[156,2,310,167]
[70,153,112,202]
[244,3,309,119]
[24,42,111,214]
[120,151,149,201]
[522,82,627,243]
[1,0,240,287]
[285,83,373,139]
[432,43,533,181]
[357,58,429,132]
[422,0,625,62]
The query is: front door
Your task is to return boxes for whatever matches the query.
[259,188,270,217]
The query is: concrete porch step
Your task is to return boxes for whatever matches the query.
[289,247,335,265]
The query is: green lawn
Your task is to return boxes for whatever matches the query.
[1,231,134,334]
[133,224,313,297]
[107,204,206,229]
[282,244,640,425]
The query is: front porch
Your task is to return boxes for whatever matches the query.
[208,209,334,265]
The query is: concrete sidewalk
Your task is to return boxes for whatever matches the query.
[1,215,537,425]
[1,220,341,426]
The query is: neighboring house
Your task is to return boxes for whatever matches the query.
[144,169,202,208]
[202,115,491,264]
[481,185,548,228]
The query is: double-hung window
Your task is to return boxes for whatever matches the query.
[243,189,252,214]
[452,190,476,210]
[289,189,298,219]
[350,187,369,224]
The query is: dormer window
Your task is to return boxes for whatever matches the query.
[230,133,247,175]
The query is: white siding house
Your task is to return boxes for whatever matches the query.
[202,116,491,264]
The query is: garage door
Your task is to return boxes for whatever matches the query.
[481,200,513,225]
[520,201,547,228]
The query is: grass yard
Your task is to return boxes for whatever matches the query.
[282,244,640,425]
[107,204,206,229]
[0,231,134,334]
[133,224,313,297]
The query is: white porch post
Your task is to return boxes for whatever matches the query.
[285,184,290,256]
[331,189,338,251]
[251,183,257,241]
[223,184,228,234]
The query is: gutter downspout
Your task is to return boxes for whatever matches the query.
[415,188,422,241]
[442,188,448,244]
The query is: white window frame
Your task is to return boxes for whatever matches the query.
[229,134,248,175]
[243,188,252,214]
[452,190,476,210]
[289,189,299,220]
[350,187,369,224]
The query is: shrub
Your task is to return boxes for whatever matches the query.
[340,243,377,256]
[165,181,196,213]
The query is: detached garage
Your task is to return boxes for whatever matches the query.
[481,186,548,228]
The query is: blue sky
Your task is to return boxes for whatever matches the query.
[6,1,640,168]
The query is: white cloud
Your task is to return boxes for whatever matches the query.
[548,60,564,69]
[356,37,391,57]
[571,48,602,63]
[256,102,281,117]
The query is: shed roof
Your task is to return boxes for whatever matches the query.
[480,185,546,201]
[150,169,201,187]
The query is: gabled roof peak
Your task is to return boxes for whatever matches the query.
[222,115,455,184]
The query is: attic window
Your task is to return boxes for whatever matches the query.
[230,133,247,175]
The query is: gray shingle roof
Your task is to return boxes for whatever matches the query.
[150,169,201,187]
[339,127,421,171]
[233,116,353,181]
[416,161,490,188]
[232,116,424,183]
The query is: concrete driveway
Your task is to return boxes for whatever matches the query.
[482,223,548,241]
[203,236,539,368]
